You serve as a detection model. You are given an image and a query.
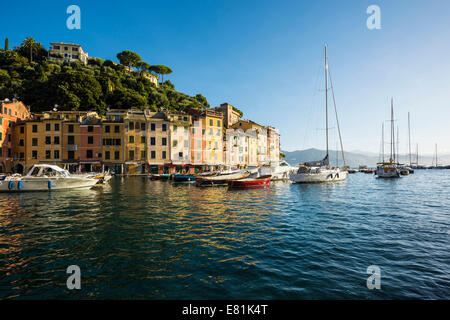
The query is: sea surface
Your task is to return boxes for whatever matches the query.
[0,170,449,299]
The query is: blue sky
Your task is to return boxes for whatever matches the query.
[1,0,449,155]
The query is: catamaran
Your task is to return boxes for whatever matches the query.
[375,99,401,178]
[290,44,347,183]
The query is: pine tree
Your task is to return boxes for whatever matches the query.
[5,38,9,50]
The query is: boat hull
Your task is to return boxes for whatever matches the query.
[228,175,271,188]
[289,169,347,183]
[0,177,99,192]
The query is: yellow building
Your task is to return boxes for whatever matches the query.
[124,110,148,174]
[49,42,89,65]
[205,110,223,167]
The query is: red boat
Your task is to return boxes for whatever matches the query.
[227,175,271,188]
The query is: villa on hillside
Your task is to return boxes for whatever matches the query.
[48,42,89,65]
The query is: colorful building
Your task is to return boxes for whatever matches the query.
[102,110,126,174]
[167,112,192,173]
[79,116,102,172]
[205,110,223,168]
[1,100,30,173]
[267,126,281,163]
[145,110,171,174]
[213,102,241,128]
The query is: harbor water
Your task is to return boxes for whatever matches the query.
[0,170,449,299]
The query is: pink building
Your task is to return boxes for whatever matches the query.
[79,120,102,172]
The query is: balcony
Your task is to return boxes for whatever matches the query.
[65,145,78,151]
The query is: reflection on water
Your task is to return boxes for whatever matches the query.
[0,171,449,299]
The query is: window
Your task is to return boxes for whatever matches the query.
[7,148,11,157]
[151,123,155,131]
[184,117,188,121]
[54,136,60,144]
[54,150,60,159]
[141,150,146,159]
[202,129,205,135]
[105,151,110,160]
[115,139,121,146]
[178,152,183,158]
[129,136,134,143]
[45,136,51,144]
[150,137,156,146]
[209,119,213,126]
[105,125,110,133]
[217,120,221,127]
[173,125,177,132]
[32,125,38,133]
[8,134,11,142]
[151,151,156,159]
[115,126,120,133]
[46,150,51,159]
[162,151,166,159]
[114,151,120,160]
[88,126,94,132]
[141,123,146,130]
[68,124,74,133]
[88,136,94,144]
[141,136,146,144]
[54,123,60,131]
[0,148,2,157]
[20,152,24,160]
[20,126,24,134]
[46,123,51,131]
[129,122,134,130]
[217,129,221,136]
[68,136,75,145]
[129,150,134,160]
[209,128,213,135]
[173,140,178,147]
[68,151,75,160]
[86,150,93,158]
[192,128,196,134]
[32,150,38,159]
[162,137,167,146]
[32,138,38,146]
[162,124,167,131]
[19,139,24,146]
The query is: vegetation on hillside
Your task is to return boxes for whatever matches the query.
[0,37,212,116]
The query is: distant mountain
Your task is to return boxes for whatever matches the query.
[282,148,450,168]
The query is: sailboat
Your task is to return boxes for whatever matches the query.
[375,99,401,178]
[290,44,347,183]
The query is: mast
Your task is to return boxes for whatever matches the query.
[408,112,412,167]
[396,125,399,164]
[390,98,394,162]
[435,144,438,167]
[381,122,385,162]
[416,143,419,166]
[325,44,329,160]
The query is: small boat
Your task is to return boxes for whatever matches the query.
[347,168,359,174]
[0,164,99,192]
[149,173,170,180]
[172,174,196,183]
[196,171,250,187]
[228,175,271,188]
[259,160,295,181]
[289,45,348,184]
[375,99,401,179]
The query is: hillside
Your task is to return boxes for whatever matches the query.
[282,148,450,167]
[0,37,227,116]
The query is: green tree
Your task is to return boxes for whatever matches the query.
[116,50,142,72]
[4,38,9,51]
[20,37,40,62]
[136,61,151,76]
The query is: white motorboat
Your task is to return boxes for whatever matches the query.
[259,160,295,181]
[0,164,99,192]
[290,44,348,184]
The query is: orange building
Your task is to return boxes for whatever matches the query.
[0,100,30,173]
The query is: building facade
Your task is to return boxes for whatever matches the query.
[1,100,30,173]
[49,42,89,65]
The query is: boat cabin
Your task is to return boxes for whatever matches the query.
[26,165,71,178]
